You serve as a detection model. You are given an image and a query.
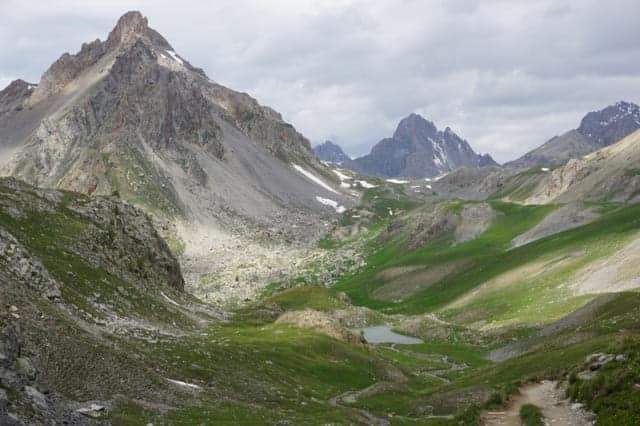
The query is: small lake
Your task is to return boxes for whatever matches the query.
[355,325,423,344]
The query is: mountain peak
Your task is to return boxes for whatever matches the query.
[349,114,495,178]
[314,141,351,164]
[107,11,149,47]
[393,113,437,140]
[577,100,640,147]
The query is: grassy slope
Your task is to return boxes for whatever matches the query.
[5,176,640,424]
[336,201,640,326]
[335,201,556,314]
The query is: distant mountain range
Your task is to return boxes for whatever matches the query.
[506,101,640,169]
[314,140,351,164]
[340,113,497,178]
[316,102,640,177]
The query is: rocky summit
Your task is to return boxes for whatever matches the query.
[506,101,640,169]
[314,140,352,164]
[348,113,498,178]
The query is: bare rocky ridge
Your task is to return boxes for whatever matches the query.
[506,101,640,169]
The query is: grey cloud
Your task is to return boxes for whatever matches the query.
[0,0,638,163]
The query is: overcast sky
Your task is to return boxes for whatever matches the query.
[1,0,639,162]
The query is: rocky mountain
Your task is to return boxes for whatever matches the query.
[0,11,352,237]
[520,129,640,204]
[313,140,351,164]
[348,113,498,178]
[506,101,640,169]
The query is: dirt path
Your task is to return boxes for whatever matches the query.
[481,380,594,426]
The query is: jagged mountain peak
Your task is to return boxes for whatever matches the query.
[109,11,148,41]
[577,100,640,143]
[393,113,438,141]
[29,11,180,103]
[106,10,172,51]
[348,114,496,178]
[314,140,351,164]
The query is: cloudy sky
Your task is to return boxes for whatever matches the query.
[1,0,639,162]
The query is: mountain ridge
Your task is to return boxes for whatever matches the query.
[506,101,640,169]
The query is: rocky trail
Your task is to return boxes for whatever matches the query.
[481,380,595,426]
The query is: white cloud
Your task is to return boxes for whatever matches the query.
[1,0,639,162]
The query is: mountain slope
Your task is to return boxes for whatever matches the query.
[314,140,351,164]
[348,113,497,178]
[0,11,352,234]
[521,129,640,204]
[506,101,640,168]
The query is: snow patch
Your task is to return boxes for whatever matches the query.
[166,379,201,389]
[166,50,184,66]
[340,182,351,188]
[332,169,351,181]
[316,196,346,213]
[161,291,180,306]
[432,172,449,182]
[357,180,376,189]
[292,164,338,194]
[541,167,550,172]
[386,179,409,184]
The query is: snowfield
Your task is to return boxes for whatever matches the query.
[357,180,376,188]
[315,196,346,213]
[386,179,409,184]
[292,164,339,194]
[332,169,351,181]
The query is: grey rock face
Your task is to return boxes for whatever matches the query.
[0,80,36,116]
[0,229,62,300]
[506,101,640,169]
[577,101,640,147]
[348,113,498,178]
[314,141,351,164]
